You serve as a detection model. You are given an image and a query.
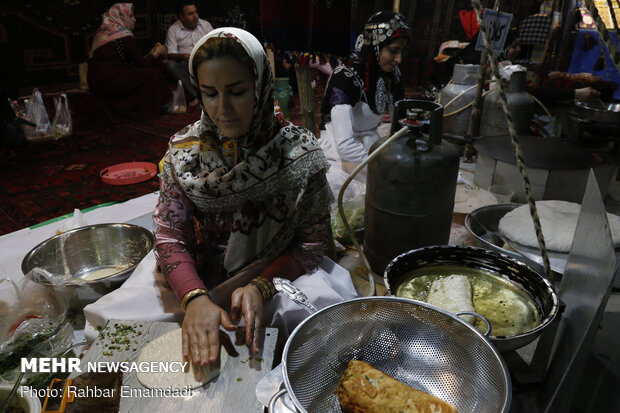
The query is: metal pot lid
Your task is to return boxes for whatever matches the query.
[473,135,601,170]
[573,101,620,124]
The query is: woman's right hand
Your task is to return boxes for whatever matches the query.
[182,295,236,365]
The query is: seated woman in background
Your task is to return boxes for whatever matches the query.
[154,27,344,365]
[88,3,171,122]
[319,11,410,191]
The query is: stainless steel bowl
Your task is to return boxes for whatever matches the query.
[384,245,559,352]
[574,100,620,123]
[280,297,511,412]
[21,223,154,311]
[465,203,568,275]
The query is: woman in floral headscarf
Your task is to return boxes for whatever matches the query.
[154,28,341,365]
[319,11,410,183]
[88,3,171,122]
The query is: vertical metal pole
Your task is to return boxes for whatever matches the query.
[426,0,446,84]
[535,0,559,85]
[464,0,500,160]
[266,49,276,81]
[294,64,316,135]
[556,0,576,71]
[464,50,488,161]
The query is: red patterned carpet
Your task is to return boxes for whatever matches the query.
[0,78,326,236]
[0,102,201,235]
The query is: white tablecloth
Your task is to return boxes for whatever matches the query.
[83,253,358,343]
[1,191,359,345]
[0,192,159,285]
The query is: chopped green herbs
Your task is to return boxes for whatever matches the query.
[97,322,144,357]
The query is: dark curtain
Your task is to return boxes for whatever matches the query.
[260,0,351,56]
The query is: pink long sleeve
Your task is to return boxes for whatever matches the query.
[153,175,206,301]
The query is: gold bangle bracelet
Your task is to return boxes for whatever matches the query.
[249,280,269,301]
[255,276,277,297]
[181,288,208,312]
[264,278,277,297]
[249,276,276,301]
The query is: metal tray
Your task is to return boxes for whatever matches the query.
[464,203,570,275]
[573,101,620,124]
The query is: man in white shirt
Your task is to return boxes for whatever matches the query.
[165,2,213,106]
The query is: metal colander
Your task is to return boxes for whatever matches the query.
[281,297,511,413]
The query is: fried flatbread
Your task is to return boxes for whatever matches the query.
[337,360,458,413]
[65,372,122,413]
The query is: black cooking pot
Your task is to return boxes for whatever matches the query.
[384,245,559,352]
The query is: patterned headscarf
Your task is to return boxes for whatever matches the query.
[321,11,410,117]
[361,11,410,114]
[362,12,410,65]
[90,3,135,57]
[163,28,331,273]
[187,27,277,155]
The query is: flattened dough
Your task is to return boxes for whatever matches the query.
[137,328,228,390]
[425,275,475,324]
[498,200,620,252]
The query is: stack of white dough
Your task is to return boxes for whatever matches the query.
[425,275,475,324]
[498,200,620,252]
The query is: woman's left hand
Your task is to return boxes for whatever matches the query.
[230,285,264,354]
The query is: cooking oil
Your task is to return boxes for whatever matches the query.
[395,264,540,336]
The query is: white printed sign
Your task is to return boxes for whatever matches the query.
[475,10,513,52]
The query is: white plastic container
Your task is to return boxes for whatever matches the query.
[0,385,42,413]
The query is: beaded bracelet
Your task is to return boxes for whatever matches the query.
[181,288,208,312]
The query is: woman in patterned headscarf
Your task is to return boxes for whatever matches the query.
[319,11,410,183]
[154,28,337,365]
[88,3,170,122]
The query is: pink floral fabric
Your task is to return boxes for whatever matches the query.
[90,3,135,56]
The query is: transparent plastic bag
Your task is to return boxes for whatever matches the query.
[328,168,366,242]
[0,271,72,388]
[0,278,21,344]
[169,80,187,114]
[8,99,28,122]
[52,93,72,139]
[3,270,70,337]
[53,208,86,236]
[22,88,52,140]
[0,319,74,389]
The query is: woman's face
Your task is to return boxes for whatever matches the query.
[378,38,407,72]
[197,56,255,139]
